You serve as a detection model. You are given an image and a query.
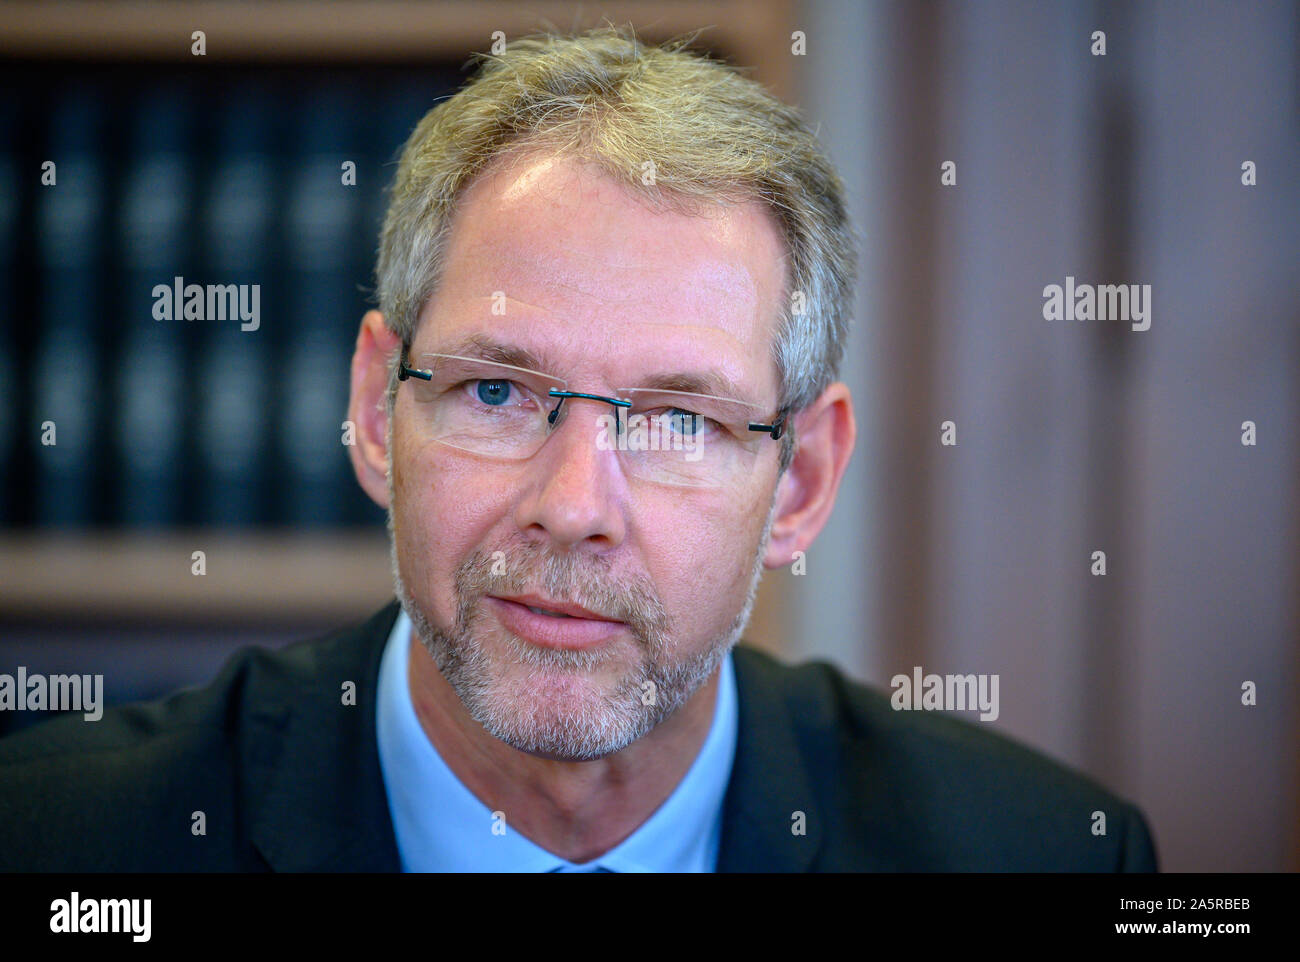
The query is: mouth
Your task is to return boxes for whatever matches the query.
[494,594,622,621]
[525,604,576,618]
[487,595,627,650]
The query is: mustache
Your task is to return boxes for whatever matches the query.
[454,544,671,646]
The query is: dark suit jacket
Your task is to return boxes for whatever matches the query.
[0,600,1157,871]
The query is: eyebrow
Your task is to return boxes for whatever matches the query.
[427,334,756,405]
[635,371,753,405]
[430,334,562,376]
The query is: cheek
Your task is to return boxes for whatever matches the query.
[392,428,508,621]
[640,483,772,631]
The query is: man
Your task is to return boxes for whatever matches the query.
[0,28,1156,871]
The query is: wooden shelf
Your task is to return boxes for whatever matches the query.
[0,532,395,624]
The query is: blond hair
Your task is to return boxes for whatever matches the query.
[376,26,857,465]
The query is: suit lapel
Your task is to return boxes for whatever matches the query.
[716,646,825,872]
[248,601,404,871]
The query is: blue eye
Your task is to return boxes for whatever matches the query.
[665,409,705,436]
[476,380,513,406]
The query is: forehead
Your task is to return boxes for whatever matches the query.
[414,151,789,403]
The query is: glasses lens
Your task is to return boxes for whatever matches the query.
[610,389,767,488]
[409,354,564,458]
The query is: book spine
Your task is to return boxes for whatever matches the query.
[278,87,361,526]
[115,90,193,526]
[32,93,104,526]
[197,86,274,526]
[0,102,17,524]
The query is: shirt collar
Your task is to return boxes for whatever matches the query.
[376,607,738,872]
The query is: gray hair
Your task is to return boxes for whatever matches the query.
[376,25,858,468]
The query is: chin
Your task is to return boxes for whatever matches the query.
[478,698,651,761]
[469,655,654,760]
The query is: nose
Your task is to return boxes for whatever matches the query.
[511,398,628,551]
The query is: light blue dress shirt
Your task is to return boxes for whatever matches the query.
[376,608,738,872]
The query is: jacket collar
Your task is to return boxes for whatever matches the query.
[716,647,825,872]
[249,601,404,871]
[247,601,822,872]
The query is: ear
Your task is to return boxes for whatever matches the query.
[763,381,856,568]
[347,309,401,509]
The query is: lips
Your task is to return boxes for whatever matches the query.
[492,594,622,623]
[487,595,627,650]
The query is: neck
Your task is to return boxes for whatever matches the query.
[405,630,720,863]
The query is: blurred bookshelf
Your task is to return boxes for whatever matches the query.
[0,1,796,633]
[0,0,795,99]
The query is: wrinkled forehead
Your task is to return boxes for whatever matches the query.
[412,152,789,407]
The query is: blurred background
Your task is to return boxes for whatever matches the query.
[0,0,1294,872]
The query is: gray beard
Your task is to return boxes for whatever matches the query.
[387,473,777,761]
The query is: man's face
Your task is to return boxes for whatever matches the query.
[389,150,790,760]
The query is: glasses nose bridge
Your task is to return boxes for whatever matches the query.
[545,388,630,434]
